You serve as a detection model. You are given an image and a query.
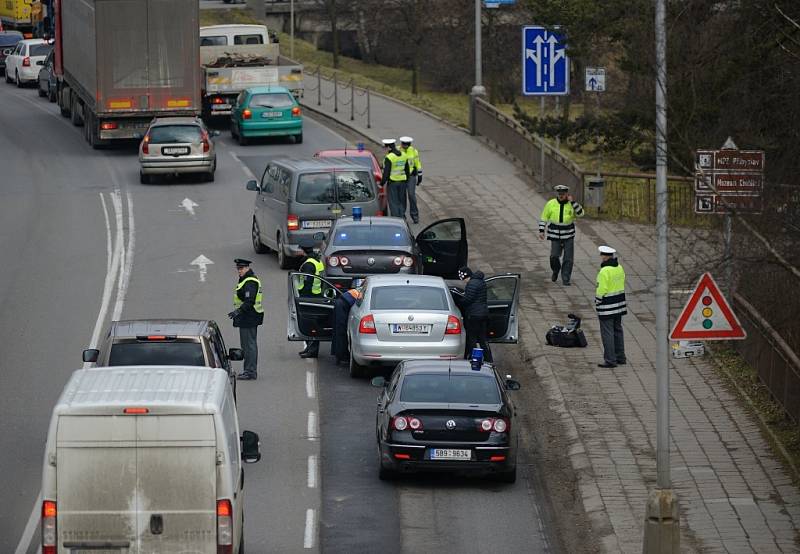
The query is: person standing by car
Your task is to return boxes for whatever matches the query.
[297,247,325,359]
[538,184,585,286]
[331,288,362,365]
[380,138,410,218]
[595,245,627,368]
[228,259,264,380]
[458,266,493,363]
[398,136,423,224]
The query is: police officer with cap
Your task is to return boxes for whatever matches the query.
[380,138,410,218]
[595,246,627,368]
[398,136,422,224]
[296,246,325,358]
[539,184,585,285]
[228,259,264,380]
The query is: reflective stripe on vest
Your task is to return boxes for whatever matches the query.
[385,152,407,182]
[595,265,626,318]
[295,258,324,295]
[234,276,264,313]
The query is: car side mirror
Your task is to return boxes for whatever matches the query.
[370,376,387,388]
[82,349,99,363]
[241,430,261,463]
[228,348,244,361]
[246,180,259,192]
[505,378,521,391]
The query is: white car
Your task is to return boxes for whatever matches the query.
[4,38,52,87]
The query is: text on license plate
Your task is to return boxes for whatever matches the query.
[391,323,431,334]
[301,220,332,229]
[431,449,471,461]
[211,103,232,110]
[262,111,283,118]
[162,146,189,155]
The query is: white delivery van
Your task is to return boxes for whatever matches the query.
[40,366,260,554]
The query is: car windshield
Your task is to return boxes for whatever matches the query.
[296,171,375,204]
[108,342,206,366]
[0,33,22,47]
[370,285,448,311]
[399,374,501,404]
[30,44,52,56]
[149,125,202,144]
[249,93,294,108]
[332,224,410,246]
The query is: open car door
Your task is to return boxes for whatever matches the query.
[287,272,341,341]
[486,273,521,343]
[416,218,468,279]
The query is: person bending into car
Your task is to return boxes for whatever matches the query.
[331,288,362,365]
[458,266,493,363]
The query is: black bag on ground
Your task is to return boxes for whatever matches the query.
[545,314,588,348]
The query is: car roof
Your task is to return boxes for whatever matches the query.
[270,157,368,172]
[19,38,47,45]
[200,24,267,32]
[400,359,499,377]
[150,116,202,126]
[109,319,213,338]
[245,85,292,95]
[366,274,446,287]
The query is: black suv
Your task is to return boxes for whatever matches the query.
[82,319,243,396]
[0,31,23,76]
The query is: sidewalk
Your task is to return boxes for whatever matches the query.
[301,76,800,552]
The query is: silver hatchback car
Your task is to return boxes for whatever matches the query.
[139,116,219,184]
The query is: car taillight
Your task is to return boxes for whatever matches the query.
[141,135,150,154]
[359,314,376,334]
[213,96,224,104]
[203,140,210,153]
[339,256,349,266]
[445,315,462,335]
[243,109,252,120]
[41,500,56,554]
[392,416,408,431]
[287,215,299,231]
[393,256,403,266]
[291,106,301,117]
[375,211,384,217]
[22,56,30,67]
[478,418,509,433]
[374,171,382,183]
[328,255,339,267]
[217,499,233,553]
[493,418,508,433]
[402,256,414,267]
[100,121,118,130]
[408,417,423,430]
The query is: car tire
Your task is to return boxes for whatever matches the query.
[252,218,269,254]
[140,172,151,185]
[294,133,303,144]
[349,350,366,379]
[38,84,45,97]
[378,457,397,481]
[15,70,22,88]
[48,84,56,103]
[277,234,292,269]
[238,132,248,146]
[4,70,11,84]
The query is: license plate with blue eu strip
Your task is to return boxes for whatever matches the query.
[430,449,471,460]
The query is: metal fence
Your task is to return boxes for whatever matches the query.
[304,66,371,128]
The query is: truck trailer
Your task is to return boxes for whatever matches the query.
[53,0,201,148]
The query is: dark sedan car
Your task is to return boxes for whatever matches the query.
[37,49,56,102]
[372,359,521,482]
[0,31,23,76]
[319,215,468,289]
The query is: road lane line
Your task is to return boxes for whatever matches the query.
[229,151,257,180]
[307,411,318,440]
[112,190,135,320]
[306,370,316,399]
[100,193,112,274]
[111,191,126,320]
[304,508,315,549]
[307,455,318,488]
[13,491,40,554]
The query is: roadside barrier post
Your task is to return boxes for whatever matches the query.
[334,73,338,113]
[317,67,321,106]
[350,81,355,121]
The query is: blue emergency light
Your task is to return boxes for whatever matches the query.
[470,346,484,370]
[356,142,365,151]
[352,206,362,221]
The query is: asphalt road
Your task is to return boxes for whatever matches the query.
[0,81,553,553]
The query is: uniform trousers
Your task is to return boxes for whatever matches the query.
[239,326,259,376]
[406,175,419,222]
[599,316,626,366]
[388,180,408,218]
[549,237,575,284]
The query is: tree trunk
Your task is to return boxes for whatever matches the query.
[356,9,374,63]
[327,2,340,68]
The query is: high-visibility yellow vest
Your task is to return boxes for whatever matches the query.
[385,151,407,182]
[404,145,422,174]
[595,263,627,318]
[234,276,264,313]
[295,257,324,295]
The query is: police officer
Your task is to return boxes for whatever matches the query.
[595,246,627,368]
[458,266,493,363]
[331,288,362,365]
[538,184,585,286]
[228,259,264,380]
[297,246,325,359]
[398,136,423,224]
[380,138,410,218]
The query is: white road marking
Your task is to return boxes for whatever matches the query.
[190,254,214,283]
[307,455,318,488]
[229,151,257,180]
[111,191,126,321]
[180,197,199,216]
[307,411,318,440]
[304,508,315,549]
[13,491,40,554]
[100,193,112,274]
[306,370,316,399]
[113,190,135,321]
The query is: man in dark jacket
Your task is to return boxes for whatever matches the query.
[458,266,493,362]
[228,259,264,380]
[331,288,362,364]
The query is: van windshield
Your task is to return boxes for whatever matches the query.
[296,171,375,204]
[108,341,206,366]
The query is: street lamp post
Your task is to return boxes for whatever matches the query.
[469,0,486,135]
[290,0,295,60]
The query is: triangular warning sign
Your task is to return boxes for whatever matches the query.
[670,273,746,340]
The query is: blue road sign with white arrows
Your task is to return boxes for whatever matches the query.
[522,26,569,96]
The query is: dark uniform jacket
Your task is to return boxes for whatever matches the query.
[461,271,489,319]
[234,270,264,328]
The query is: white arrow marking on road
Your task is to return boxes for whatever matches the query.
[181,197,199,216]
[191,254,214,282]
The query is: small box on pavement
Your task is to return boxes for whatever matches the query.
[671,340,705,359]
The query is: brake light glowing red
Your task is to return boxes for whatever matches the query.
[243,109,252,120]
[146,335,166,340]
[22,56,30,67]
[100,121,118,130]
[217,499,233,551]
[287,215,299,231]
[123,407,149,414]
[394,453,411,460]
[359,314,376,334]
[489,455,506,462]
[445,315,462,335]
[291,106,301,117]
[213,97,224,104]
[41,500,56,554]
[408,417,423,430]
[141,135,150,154]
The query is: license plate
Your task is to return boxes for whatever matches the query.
[211,103,232,110]
[391,323,431,334]
[431,449,471,461]
[262,111,283,118]
[301,220,332,229]
[162,146,189,155]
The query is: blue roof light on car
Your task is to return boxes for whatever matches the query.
[352,206,362,221]
[470,346,484,371]
[357,142,365,151]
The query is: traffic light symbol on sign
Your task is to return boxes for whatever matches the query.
[670,273,746,341]
[701,296,713,329]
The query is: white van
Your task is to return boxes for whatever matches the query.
[199,24,271,46]
[40,366,260,553]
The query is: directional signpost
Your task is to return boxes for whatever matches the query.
[522,26,569,96]
[670,273,746,340]
[484,0,515,7]
[585,67,605,92]
[694,141,765,215]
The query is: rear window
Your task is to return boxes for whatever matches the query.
[234,34,264,45]
[249,93,294,108]
[201,35,227,46]
[370,285,448,311]
[296,171,374,204]
[399,374,501,404]
[108,342,206,367]
[333,224,410,246]
[30,44,52,57]
[0,33,23,47]
[148,125,202,144]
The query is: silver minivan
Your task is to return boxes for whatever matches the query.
[40,366,260,553]
[247,157,383,268]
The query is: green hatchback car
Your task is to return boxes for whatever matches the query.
[230,86,303,145]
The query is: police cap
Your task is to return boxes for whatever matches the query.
[598,246,616,255]
[554,184,569,192]
[399,136,413,144]
[381,138,396,146]
[234,258,252,267]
